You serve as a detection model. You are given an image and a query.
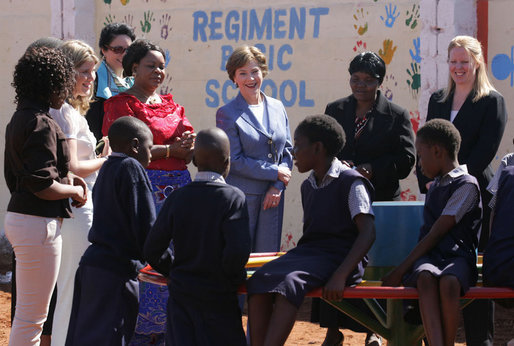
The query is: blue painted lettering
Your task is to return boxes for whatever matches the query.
[261,79,278,99]
[280,80,297,107]
[277,44,292,70]
[193,11,208,42]
[209,11,223,40]
[298,80,314,107]
[193,7,328,42]
[206,79,220,107]
[249,8,272,40]
[220,45,233,71]
[309,7,329,38]
[222,80,238,104]
[274,9,287,39]
[225,11,240,42]
[289,7,306,39]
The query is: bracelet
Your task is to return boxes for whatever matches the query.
[165,144,171,159]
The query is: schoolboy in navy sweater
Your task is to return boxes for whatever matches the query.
[66,116,156,346]
[144,127,251,346]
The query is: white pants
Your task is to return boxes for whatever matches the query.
[51,192,93,346]
[5,212,62,346]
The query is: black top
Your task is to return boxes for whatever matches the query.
[4,99,72,218]
[144,181,250,310]
[325,91,416,201]
[417,89,507,194]
[483,166,514,286]
[81,155,156,276]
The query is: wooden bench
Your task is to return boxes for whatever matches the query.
[139,202,514,345]
[239,202,514,345]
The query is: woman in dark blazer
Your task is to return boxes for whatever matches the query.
[319,51,415,346]
[216,45,293,253]
[326,52,416,201]
[416,35,507,346]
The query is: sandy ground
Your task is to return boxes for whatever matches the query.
[0,282,512,345]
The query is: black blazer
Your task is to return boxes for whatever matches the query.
[325,91,416,201]
[416,89,508,194]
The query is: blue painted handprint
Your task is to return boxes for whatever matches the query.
[164,49,171,68]
[380,3,400,28]
[409,37,422,63]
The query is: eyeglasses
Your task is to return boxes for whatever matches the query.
[106,45,128,54]
[349,78,379,88]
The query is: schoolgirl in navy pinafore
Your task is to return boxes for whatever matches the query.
[246,168,374,308]
[404,171,482,294]
[483,166,514,288]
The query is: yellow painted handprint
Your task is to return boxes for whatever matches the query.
[378,39,397,65]
[353,7,369,36]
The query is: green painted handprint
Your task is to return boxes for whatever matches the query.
[104,14,116,26]
[405,4,420,29]
[406,62,421,94]
[378,39,397,65]
[140,11,155,34]
[103,0,112,4]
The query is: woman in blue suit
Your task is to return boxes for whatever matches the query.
[216,45,293,252]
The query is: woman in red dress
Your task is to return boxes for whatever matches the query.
[103,39,195,213]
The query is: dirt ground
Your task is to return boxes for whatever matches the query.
[0,282,512,345]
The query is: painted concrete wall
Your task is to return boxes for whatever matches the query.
[0,0,510,268]
[487,0,514,166]
[95,0,422,249]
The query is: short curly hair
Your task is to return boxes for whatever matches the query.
[226,45,269,83]
[348,51,386,85]
[295,114,346,157]
[416,119,461,160]
[122,39,165,77]
[99,23,136,57]
[12,46,75,107]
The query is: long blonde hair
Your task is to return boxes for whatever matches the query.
[59,40,99,114]
[441,35,496,103]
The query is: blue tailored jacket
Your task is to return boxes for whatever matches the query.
[216,92,293,195]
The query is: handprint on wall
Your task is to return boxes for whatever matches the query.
[159,74,173,95]
[409,37,422,63]
[406,62,421,95]
[164,49,171,67]
[160,14,172,40]
[353,40,367,52]
[380,3,400,28]
[409,110,420,133]
[405,4,420,29]
[140,11,155,34]
[401,188,417,201]
[281,232,297,251]
[378,39,397,65]
[123,14,134,28]
[380,74,397,101]
[104,14,116,26]
[120,0,129,5]
[353,7,369,36]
